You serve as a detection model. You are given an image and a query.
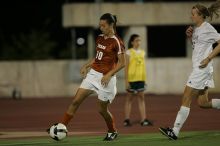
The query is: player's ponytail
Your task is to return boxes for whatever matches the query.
[113,15,117,34]
[208,0,220,20]
[193,0,220,21]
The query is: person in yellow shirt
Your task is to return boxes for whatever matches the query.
[124,34,152,126]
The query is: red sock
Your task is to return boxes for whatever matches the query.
[106,115,117,132]
[61,112,73,126]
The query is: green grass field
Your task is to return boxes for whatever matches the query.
[1,131,220,146]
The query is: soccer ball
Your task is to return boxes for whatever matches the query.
[49,123,68,141]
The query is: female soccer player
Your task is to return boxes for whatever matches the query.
[123,34,152,127]
[159,1,220,140]
[49,13,125,141]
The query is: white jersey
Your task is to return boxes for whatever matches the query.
[187,22,220,89]
[192,21,220,69]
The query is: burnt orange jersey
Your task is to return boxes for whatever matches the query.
[91,34,125,74]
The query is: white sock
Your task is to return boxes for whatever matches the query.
[212,99,220,109]
[172,106,190,136]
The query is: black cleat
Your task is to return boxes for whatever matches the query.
[140,119,153,126]
[46,123,58,134]
[103,131,118,141]
[159,127,178,140]
[46,128,50,134]
[123,119,132,127]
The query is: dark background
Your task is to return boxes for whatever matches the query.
[0,0,218,60]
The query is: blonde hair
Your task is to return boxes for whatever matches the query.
[193,0,220,20]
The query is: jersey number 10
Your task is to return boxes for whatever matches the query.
[96,51,103,60]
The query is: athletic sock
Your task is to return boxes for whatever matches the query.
[212,99,220,109]
[172,106,190,136]
[61,112,73,126]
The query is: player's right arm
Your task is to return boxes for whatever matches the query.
[186,26,193,42]
[80,58,95,78]
[199,40,220,68]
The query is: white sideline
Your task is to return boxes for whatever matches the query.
[0,131,103,139]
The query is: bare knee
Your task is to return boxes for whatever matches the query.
[98,108,113,123]
[198,103,209,108]
[197,100,211,108]
[197,89,211,108]
[126,95,134,102]
[98,102,108,115]
[137,94,144,101]
[181,96,192,107]
[66,99,82,115]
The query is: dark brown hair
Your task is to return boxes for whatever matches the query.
[193,0,220,20]
[100,13,117,33]
[128,34,140,49]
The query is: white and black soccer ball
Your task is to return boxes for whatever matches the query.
[49,123,68,141]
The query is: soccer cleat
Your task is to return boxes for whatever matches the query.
[123,119,132,127]
[103,131,118,141]
[159,127,178,140]
[46,123,58,134]
[46,128,50,134]
[140,119,153,126]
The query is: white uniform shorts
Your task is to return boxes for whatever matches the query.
[80,69,117,103]
[186,66,214,90]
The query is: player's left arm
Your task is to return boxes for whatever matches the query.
[200,40,220,68]
[101,53,126,87]
[186,26,193,43]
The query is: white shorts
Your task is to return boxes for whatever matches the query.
[186,66,214,90]
[80,69,117,103]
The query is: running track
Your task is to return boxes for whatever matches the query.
[0,93,220,138]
